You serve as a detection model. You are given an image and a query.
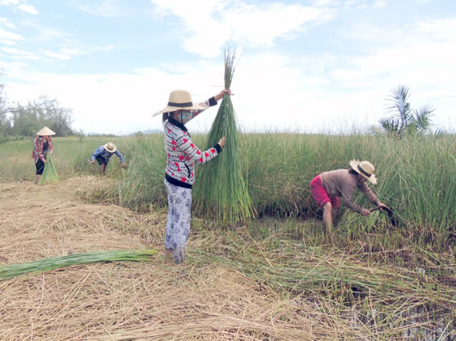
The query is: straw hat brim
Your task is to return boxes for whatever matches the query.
[36,127,56,136]
[152,103,206,117]
[349,160,377,184]
[104,143,117,153]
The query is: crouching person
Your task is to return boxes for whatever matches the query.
[90,142,126,175]
[310,160,388,236]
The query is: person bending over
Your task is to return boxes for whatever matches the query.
[90,142,126,175]
[310,160,389,235]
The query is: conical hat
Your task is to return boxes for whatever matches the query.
[36,127,56,136]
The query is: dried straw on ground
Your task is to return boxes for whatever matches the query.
[0,177,350,340]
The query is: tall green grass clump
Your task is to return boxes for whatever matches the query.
[118,134,167,211]
[339,134,455,248]
[38,154,60,184]
[194,49,255,225]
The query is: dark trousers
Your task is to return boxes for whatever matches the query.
[35,159,46,175]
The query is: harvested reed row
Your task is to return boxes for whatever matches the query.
[0,249,157,280]
[194,48,255,225]
[187,227,455,339]
[210,233,454,307]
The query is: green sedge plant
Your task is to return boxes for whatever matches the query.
[194,48,256,225]
[38,154,60,184]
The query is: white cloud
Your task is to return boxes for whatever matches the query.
[0,27,23,45]
[4,37,454,135]
[76,0,126,17]
[0,0,21,5]
[313,0,341,6]
[416,17,456,40]
[93,45,115,52]
[0,0,38,14]
[17,3,38,14]
[0,17,15,28]
[1,46,40,60]
[373,0,390,8]
[41,45,89,60]
[150,0,334,57]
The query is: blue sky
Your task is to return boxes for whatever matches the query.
[1,0,455,135]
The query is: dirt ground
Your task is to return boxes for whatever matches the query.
[0,177,337,341]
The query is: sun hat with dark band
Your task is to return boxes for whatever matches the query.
[349,160,377,184]
[153,90,205,117]
[36,126,56,136]
[104,142,117,153]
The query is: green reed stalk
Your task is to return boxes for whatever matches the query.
[0,249,157,280]
[38,154,60,184]
[194,48,255,225]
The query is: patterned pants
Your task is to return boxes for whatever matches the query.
[164,179,192,264]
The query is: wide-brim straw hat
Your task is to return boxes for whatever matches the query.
[349,160,377,184]
[153,90,205,117]
[104,142,117,153]
[36,126,56,136]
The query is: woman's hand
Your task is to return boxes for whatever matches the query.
[377,202,390,211]
[214,89,232,101]
[360,209,370,216]
[218,137,226,149]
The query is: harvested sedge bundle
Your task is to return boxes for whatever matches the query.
[38,154,60,184]
[194,48,255,225]
[0,249,156,280]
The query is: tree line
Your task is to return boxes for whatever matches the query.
[1,74,76,142]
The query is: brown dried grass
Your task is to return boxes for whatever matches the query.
[0,177,349,340]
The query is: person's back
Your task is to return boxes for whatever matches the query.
[320,169,357,199]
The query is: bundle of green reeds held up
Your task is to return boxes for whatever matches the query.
[38,154,60,184]
[194,48,256,225]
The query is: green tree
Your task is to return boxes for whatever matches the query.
[0,71,13,138]
[379,85,434,138]
[10,96,74,137]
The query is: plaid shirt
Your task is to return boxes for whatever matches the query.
[164,97,221,188]
[31,136,53,163]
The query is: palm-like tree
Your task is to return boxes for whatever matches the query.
[379,85,434,138]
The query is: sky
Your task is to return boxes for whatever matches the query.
[0,0,455,135]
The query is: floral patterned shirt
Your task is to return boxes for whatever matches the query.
[164,97,221,188]
[31,136,53,163]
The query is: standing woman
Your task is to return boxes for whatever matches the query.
[154,89,231,264]
[31,126,55,184]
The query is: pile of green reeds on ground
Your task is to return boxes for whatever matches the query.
[38,154,60,184]
[0,249,156,280]
[194,48,255,225]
